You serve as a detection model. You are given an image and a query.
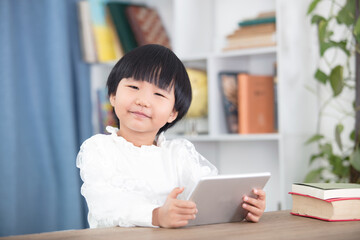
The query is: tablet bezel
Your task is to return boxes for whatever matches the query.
[186,172,271,226]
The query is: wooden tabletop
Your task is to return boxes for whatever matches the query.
[2,210,360,240]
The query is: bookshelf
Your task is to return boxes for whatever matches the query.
[89,0,318,211]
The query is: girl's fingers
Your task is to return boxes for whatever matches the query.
[243,196,265,210]
[253,189,266,200]
[174,200,196,209]
[245,212,260,223]
[176,207,198,215]
[242,202,263,217]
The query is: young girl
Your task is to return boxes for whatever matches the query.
[76,44,266,228]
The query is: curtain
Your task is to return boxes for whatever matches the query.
[0,0,92,236]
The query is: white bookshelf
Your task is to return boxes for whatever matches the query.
[90,0,318,211]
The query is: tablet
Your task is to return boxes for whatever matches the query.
[186,172,271,226]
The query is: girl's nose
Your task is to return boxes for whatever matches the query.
[135,98,150,108]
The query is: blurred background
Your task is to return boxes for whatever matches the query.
[0,0,358,237]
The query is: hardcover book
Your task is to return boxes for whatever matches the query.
[237,74,274,134]
[107,2,138,53]
[238,16,276,27]
[125,5,171,49]
[219,72,239,133]
[224,32,276,51]
[290,192,360,221]
[77,0,97,63]
[291,183,360,200]
[89,0,117,62]
[227,23,276,39]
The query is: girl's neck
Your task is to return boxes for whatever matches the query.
[117,129,157,147]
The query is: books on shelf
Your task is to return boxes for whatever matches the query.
[218,72,277,134]
[106,2,138,54]
[238,74,275,134]
[289,183,360,221]
[77,0,97,63]
[126,5,171,49]
[223,11,276,51]
[77,0,170,62]
[219,72,239,134]
[88,0,118,62]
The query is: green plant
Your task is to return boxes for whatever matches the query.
[305,0,360,183]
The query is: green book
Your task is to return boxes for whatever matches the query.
[238,17,276,27]
[291,183,360,200]
[107,2,138,53]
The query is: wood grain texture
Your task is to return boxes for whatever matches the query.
[2,211,360,240]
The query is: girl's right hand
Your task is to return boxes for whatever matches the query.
[152,187,198,228]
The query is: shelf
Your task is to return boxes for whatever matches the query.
[166,133,280,142]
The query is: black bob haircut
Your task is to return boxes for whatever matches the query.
[107,44,192,135]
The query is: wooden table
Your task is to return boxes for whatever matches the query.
[2,210,360,240]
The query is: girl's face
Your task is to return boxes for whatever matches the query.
[110,78,178,137]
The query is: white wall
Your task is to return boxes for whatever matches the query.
[277,0,319,208]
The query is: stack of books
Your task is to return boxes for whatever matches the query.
[289,183,360,221]
[223,12,276,51]
[77,0,171,63]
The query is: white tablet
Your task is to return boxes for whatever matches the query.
[186,172,271,226]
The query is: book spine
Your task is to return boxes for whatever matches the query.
[219,72,239,133]
[238,74,250,134]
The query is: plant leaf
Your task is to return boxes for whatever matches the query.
[350,147,360,172]
[304,167,324,182]
[354,16,360,43]
[318,20,328,43]
[309,152,324,165]
[320,143,333,157]
[311,14,326,24]
[331,40,350,56]
[307,0,322,15]
[329,65,344,97]
[350,130,355,141]
[335,124,344,151]
[305,134,324,145]
[336,0,356,26]
[329,155,344,176]
[314,69,328,84]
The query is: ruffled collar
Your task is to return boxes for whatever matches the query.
[105,126,166,150]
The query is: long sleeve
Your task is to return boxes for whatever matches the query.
[76,137,160,228]
[171,139,218,200]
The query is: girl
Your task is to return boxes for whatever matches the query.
[76,44,266,228]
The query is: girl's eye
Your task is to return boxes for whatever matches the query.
[128,85,139,90]
[155,93,165,97]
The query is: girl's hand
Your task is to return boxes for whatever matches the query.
[152,187,198,228]
[242,189,266,222]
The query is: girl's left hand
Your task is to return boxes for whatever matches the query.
[242,189,266,222]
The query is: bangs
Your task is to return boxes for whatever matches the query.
[118,45,177,91]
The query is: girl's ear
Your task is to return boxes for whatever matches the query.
[109,94,116,107]
[167,109,178,123]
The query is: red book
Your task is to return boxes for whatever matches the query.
[237,74,274,134]
[289,192,360,222]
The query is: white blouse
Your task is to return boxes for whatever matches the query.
[76,126,218,228]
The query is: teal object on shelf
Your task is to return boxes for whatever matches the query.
[238,17,276,27]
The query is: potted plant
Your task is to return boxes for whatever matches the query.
[305,0,360,183]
